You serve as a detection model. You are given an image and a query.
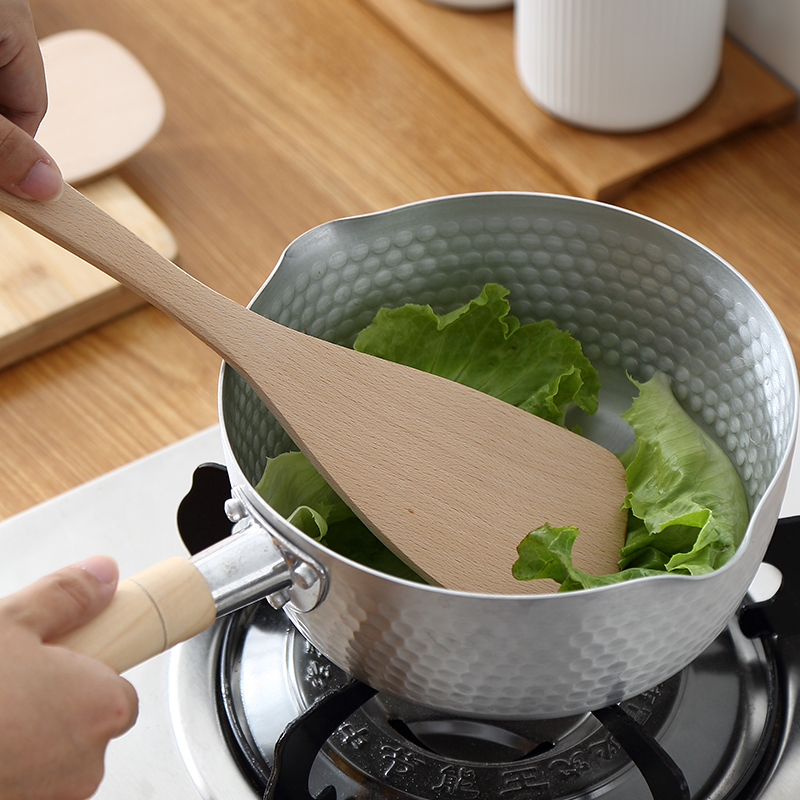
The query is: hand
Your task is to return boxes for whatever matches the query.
[0,556,139,800]
[0,0,62,199]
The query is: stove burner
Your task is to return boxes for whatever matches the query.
[259,679,696,800]
[215,599,775,800]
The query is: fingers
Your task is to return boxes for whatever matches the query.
[0,0,63,200]
[0,116,63,200]
[116,676,140,737]
[62,657,140,742]
[0,621,139,800]
[0,555,119,642]
[38,664,139,800]
[0,0,48,135]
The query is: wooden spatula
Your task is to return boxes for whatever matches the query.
[0,186,628,594]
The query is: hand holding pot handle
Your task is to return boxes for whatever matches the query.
[53,519,305,673]
[0,557,139,800]
[54,557,216,674]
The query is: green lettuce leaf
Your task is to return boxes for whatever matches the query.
[512,371,750,590]
[512,523,664,591]
[618,371,749,573]
[254,450,353,539]
[353,283,599,425]
[323,516,426,583]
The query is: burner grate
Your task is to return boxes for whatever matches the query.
[215,601,775,800]
[257,679,691,800]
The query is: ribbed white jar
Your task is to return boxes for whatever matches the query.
[514,0,728,132]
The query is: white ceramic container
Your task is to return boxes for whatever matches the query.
[515,0,728,132]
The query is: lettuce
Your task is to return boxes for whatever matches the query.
[353,282,599,425]
[254,450,353,537]
[254,450,423,582]
[255,284,749,591]
[512,371,750,590]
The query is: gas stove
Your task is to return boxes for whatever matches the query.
[1,426,800,800]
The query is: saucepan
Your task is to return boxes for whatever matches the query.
[218,192,798,719]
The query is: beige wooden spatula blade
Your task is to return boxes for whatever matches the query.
[0,186,629,595]
[272,348,630,594]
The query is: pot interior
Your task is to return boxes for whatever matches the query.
[220,193,797,528]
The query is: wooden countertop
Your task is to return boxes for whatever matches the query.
[2,0,799,522]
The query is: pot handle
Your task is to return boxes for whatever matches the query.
[189,504,328,614]
[54,557,217,674]
[53,507,326,674]
[177,464,329,613]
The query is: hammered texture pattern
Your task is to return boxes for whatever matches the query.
[219,193,798,718]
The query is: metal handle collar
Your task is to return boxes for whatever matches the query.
[191,486,328,615]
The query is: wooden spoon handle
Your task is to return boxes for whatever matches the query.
[53,557,216,674]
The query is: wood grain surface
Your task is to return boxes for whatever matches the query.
[0,175,177,369]
[0,0,798,533]
[55,556,216,673]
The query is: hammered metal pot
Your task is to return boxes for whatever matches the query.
[218,192,798,719]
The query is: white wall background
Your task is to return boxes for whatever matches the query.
[727,0,800,93]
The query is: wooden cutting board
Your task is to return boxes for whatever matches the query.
[0,30,176,370]
[0,176,177,369]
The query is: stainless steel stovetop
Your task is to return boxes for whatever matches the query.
[1,426,800,800]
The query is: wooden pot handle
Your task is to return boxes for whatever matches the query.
[54,557,217,674]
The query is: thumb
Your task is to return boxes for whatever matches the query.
[0,555,119,642]
[0,113,63,201]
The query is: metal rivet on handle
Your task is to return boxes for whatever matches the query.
[224,497,246,522]
[268,589,291,610]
